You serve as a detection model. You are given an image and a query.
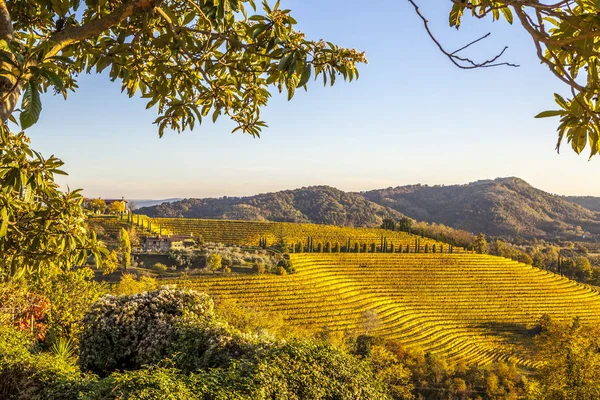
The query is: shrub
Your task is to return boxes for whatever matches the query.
[222,266,231,274]
[78,288,214,375]
[277,259,295,274]
[228,340,390,399]
[252,263,266,275]
[0,325,91,400]
[112,274,157,296]
[152,263,168,273]
[206,254,222,272]
[275,266,287,275]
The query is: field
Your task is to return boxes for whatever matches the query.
[165,253,600,368]
[140,216,461,252]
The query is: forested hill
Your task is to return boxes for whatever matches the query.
[137,178,600,239]
[566,196,600,212]
[363,177,600,238]
[137,186,404,227]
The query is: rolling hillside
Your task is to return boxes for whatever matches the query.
[136,178,600,239]
[363,177,600,238]
[132,214,455,250]
[567,195,600,212]
[168,253,600,368]
[137,186,403,227]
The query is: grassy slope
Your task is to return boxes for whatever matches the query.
[166,253,600,368]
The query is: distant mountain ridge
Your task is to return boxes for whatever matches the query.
[362,177,600,238]
[137,186,403,227]
[130,198,183,209]
[566,196,600,212]
[136,178,600,239]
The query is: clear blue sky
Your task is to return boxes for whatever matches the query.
[24,1,600,199]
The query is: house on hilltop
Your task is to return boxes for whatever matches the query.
[143,235,196,252]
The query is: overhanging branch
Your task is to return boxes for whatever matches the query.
[42,0,159,60]
[408,0,519,69]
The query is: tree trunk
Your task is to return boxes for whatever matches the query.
[0,1,19,123]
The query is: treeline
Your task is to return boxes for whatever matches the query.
[380,217,476,250]
[268,236,459,254]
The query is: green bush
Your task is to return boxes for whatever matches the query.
[221,340,390,399]
[78,288,214,375]
[0,325,92,400]
[206,253,222,272]
[275,266,287,275]
[152,263,168,273]
[277,259,295,274]
[252,263,266,275]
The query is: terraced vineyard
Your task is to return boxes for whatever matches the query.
[141,216,458,252]
[166,253,600,368]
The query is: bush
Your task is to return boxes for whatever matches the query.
[277,259,295,274]
[78,288,214,375]
[152,263,168,273]
[112,274,157,296]
[225,340,390,399]
[252,263,266,275]
[0,325,91,400]
[275,266,287,275]
[206,254,222,272]
[222,266,231,274]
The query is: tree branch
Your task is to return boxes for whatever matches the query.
[42,0,159,60]
[408,0,519,69]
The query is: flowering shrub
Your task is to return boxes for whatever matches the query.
[78,287,214,375]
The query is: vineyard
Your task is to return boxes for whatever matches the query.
[165,253,600,368]
[132,215,462,253]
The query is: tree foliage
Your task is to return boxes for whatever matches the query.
[535,315,600,399]
[2,0,366,137]
[0,126,104,281]
[118,227,131,269]
[84,198,106,214]
[108,201,126,214]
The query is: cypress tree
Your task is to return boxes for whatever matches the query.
[354,242,360,253]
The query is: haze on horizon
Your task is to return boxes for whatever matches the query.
[24,1,600,199]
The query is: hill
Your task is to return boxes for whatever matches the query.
[137,186,403,227]
[566,196,600,212]
[167,252,600,367]
[130,198,183,209]
[363,177,600,238]
[131,214,456,251]
[137,178,600,239]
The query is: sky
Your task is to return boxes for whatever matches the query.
[23,1,600,199]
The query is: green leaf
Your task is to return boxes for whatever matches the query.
[534,110,564,118]
[500,7,513,24]
[0,207,7,238]
[297,64,311,87]
[20,82,42,130]
[449,3,463,28]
